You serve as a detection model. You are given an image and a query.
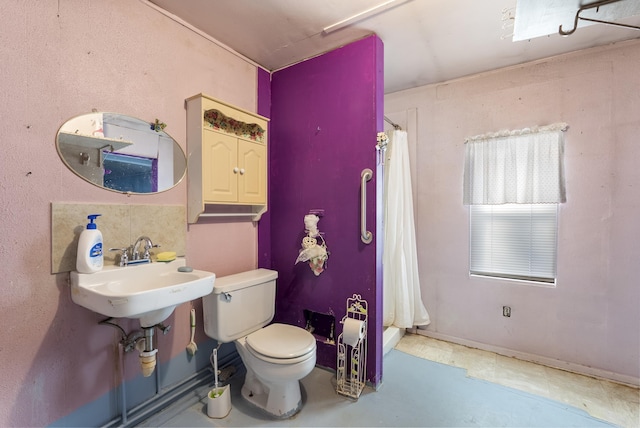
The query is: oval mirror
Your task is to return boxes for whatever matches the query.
[56,112,187,194]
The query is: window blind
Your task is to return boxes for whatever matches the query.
[470,204,558,283]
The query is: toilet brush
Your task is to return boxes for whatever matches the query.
[211,347,222,397]
[187,308,198,356]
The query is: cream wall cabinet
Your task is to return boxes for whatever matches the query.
[186,94,268,223]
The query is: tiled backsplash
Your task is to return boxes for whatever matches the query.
[51,202,186,274]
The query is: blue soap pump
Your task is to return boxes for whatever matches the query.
[76,214,104,273]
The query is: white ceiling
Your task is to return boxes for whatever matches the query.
[148,0,640,94]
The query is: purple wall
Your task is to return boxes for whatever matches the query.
[260,35,384,385]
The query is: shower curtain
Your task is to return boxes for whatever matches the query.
[383,129,430,328]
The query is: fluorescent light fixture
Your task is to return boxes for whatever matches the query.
[513,0,640,41]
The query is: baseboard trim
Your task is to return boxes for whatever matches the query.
[412,329,639,388]
[383,326,405,356]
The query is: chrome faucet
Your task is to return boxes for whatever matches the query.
[110,236,159,266]
[132,236,158,261]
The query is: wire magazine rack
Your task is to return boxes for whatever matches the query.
[336,294,368,399]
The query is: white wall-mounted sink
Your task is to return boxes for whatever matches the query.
[70,258,215,327]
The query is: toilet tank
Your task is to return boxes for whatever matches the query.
[202,269,277,343]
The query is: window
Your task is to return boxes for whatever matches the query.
[103,152,157,193]
[470,204,558,284]
[463,123,567,285]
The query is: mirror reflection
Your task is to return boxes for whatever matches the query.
[56,113,187,194]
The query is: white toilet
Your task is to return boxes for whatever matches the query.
[202,269,317,418]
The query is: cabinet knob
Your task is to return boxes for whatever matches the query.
[233,167,239,174]
[239,168,245,175]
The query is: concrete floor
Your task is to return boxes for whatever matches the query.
[140,333,637,427]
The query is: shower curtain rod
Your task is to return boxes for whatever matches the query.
[384,116,401,130]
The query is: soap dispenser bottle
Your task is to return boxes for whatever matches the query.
[76,214,103,273]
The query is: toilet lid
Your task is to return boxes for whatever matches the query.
[246,323,316,359]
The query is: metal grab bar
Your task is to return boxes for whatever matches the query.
[360,168,373,244]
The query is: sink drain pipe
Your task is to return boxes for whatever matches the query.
[140,327,158,377]
[98,319,165,378]
[98,318,172,424]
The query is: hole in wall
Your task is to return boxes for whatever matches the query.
[304,309,335,344]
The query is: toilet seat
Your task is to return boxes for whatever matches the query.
[245,323,316,365]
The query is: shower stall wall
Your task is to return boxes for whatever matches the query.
[263,35,384,387]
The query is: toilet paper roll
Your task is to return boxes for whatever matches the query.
[342,318,366,347]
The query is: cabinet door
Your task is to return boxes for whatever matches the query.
[203,130,238,203]
[237,139,266,204]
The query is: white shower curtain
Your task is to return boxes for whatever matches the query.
[383,130,430,328]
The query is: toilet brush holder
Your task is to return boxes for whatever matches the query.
[207,384,231,418]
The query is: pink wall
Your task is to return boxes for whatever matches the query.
[385,40,640,383]
[1,1,259,425]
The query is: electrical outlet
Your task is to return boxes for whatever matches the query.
[503,306,511,317]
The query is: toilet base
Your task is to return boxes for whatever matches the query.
[240,375,303,419]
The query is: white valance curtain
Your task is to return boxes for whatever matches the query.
[463,123,568,205]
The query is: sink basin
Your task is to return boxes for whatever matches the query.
[70,258,215,327]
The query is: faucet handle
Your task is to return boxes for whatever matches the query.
[109,247,129,267]
[143,243,160,260]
